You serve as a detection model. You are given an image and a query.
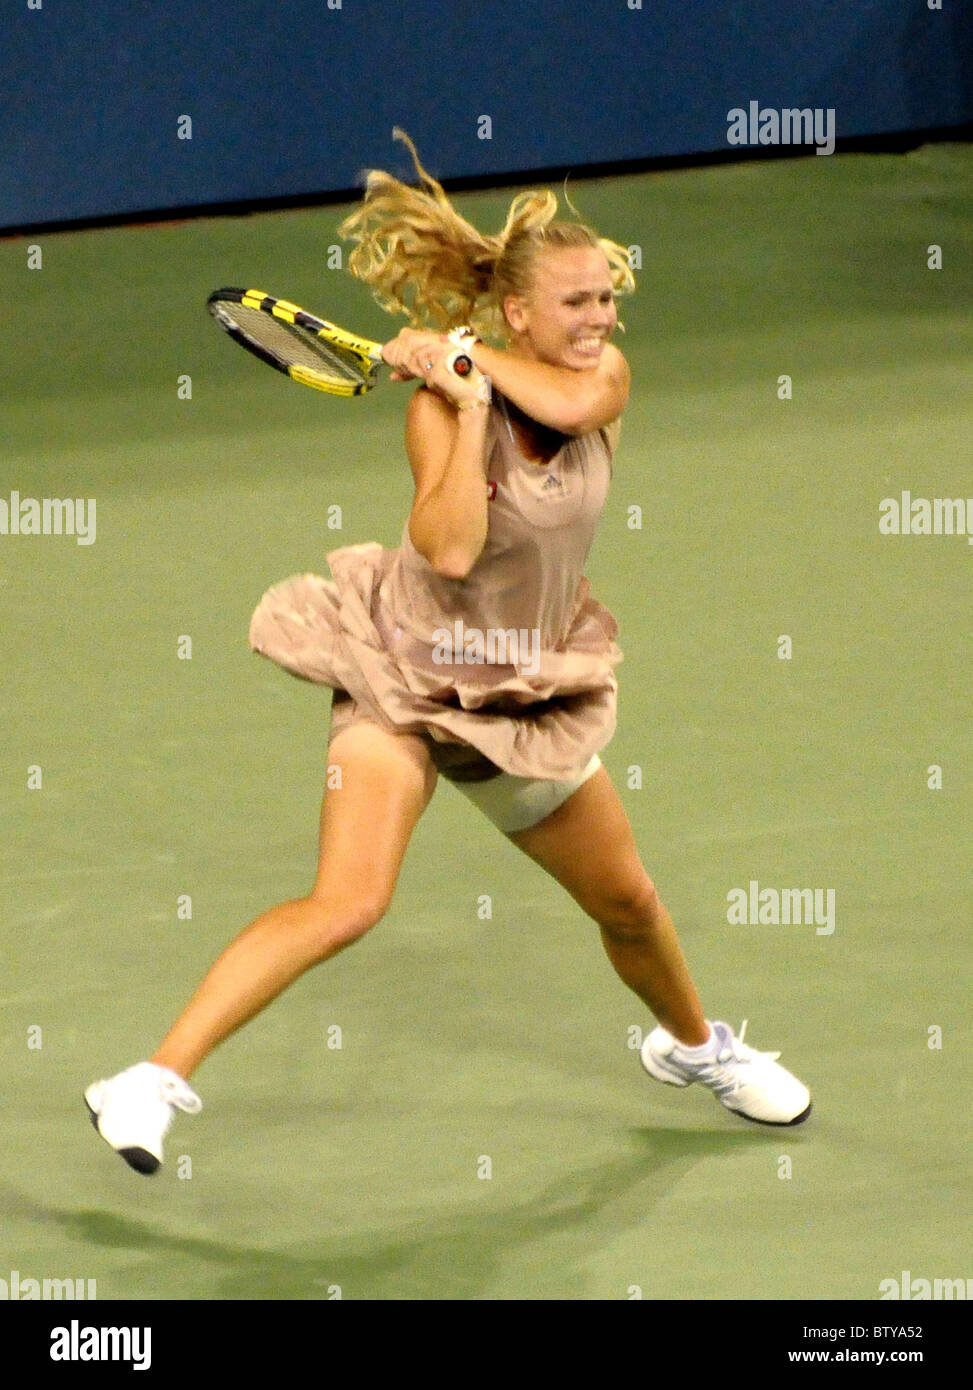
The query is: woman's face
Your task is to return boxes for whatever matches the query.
[503,246,618,370]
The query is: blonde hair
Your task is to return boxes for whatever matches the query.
[338,129,635,341]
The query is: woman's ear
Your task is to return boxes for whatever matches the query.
[503,294,527,336]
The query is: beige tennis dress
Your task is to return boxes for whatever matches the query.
[248,397,623,781]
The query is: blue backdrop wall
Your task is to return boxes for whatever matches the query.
[2,0,971,229]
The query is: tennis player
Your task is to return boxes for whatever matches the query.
[86,133,810,1173]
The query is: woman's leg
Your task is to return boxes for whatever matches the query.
[506,765,710,1047]
[151,721,438,1080]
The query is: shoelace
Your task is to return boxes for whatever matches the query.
[698,1020,783,1097]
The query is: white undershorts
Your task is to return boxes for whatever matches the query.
[447,753,603,834]
[328,691,603,834]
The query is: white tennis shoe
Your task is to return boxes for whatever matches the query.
[84,1062,201,1174]
[640,1020,811,1126]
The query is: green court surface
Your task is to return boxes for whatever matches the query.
[2,145,970,1302]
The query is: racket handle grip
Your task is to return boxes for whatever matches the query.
[447,350,473,377]
[443,347,490,409]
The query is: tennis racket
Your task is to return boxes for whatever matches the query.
[206,287,473,398]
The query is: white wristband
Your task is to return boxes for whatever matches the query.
[447,325,481,350]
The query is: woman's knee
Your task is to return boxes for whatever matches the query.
[594,874,661,944]
[301,888,392,955]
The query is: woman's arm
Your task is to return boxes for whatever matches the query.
[405,386,490,581]
[384,328,630,435]
[468,342,630,436]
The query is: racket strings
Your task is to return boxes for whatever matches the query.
[215,303,368,386]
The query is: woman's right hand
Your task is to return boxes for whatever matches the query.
[382,326,446,380]
[384,328,490,410]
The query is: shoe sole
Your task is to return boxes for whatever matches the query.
[84,1096,161,1175]
[724,1098,812,1126]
